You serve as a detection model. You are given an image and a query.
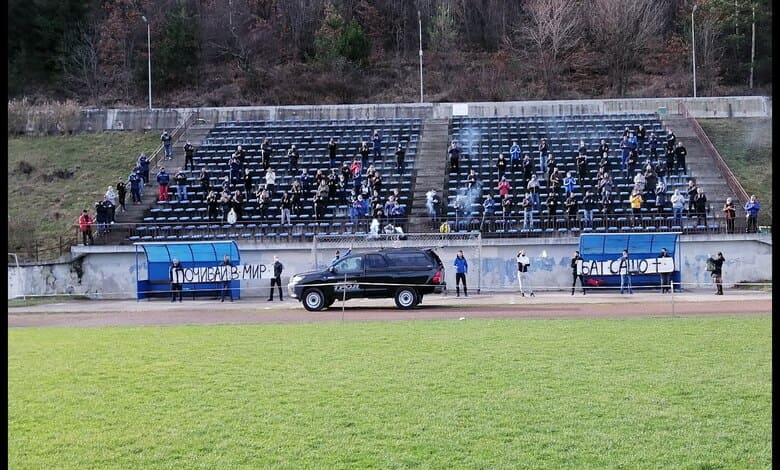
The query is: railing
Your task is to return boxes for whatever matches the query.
[147,110,200,170]
[681,102,750,205]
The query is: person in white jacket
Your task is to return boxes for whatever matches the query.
[516,250,535,297]
[670,189,685,227]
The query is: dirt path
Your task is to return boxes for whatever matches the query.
[7,291,771,328]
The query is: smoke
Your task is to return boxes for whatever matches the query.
[425,189,436,217]
[453,180,483,226]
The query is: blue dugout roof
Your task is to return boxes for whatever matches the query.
[134,240,240,265]
[579,233,681,259]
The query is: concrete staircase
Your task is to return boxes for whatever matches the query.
[662,117,740,215]
[407,118,450,233]
[98,123,214,244]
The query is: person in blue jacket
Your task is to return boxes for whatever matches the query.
[509,140,521,172]
[453,250,469,297]
[743,194,761,233]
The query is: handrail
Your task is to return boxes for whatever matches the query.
[680,102,750,204]
[147,110,199,170]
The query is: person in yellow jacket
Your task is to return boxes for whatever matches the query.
[629,190,643,225]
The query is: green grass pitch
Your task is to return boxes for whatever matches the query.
[8,316,771,469]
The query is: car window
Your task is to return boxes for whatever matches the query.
[334,256,363,274]
[385,252,432,267]
[365,254,388,270]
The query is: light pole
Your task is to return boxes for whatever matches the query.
[142,15,152,109]
[418,9,423,103]
[691,5,697,98]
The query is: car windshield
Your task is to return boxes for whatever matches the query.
[333,256,363,274]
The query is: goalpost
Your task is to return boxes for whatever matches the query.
[312,232,483,293]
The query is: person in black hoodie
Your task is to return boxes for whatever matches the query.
[570,250,586,295]
[707,252,725,295]
[268,255,284,301]
[169,258,185,302]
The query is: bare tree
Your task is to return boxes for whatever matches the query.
[507,0,581,98]
[695,6,728,94]
[60,21,101,105]
[586,0,669,96]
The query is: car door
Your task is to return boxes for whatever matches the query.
[330,255,365,300]
[363,253,393,298]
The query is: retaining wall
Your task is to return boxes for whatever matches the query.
[8,234,771,300]
[80,96,771,132]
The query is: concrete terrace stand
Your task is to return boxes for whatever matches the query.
[135,241,240,301]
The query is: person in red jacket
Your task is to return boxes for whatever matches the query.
[78,209,94,245]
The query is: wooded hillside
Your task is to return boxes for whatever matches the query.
[7,0,773,106]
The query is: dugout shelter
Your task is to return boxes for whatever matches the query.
[578,233,682,291]
[135,241,241,300]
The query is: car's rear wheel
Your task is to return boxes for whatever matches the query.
[394,287,418,309]
[303,288,326,311]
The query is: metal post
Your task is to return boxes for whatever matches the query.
[691,5,697,98]
[418,10,424,103]
[142,16,152,110]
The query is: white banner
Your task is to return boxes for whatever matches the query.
[577,257,674,276]
[180,264,267,284]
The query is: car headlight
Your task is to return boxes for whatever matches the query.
[288,275,304,286]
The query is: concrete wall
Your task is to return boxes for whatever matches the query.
[8,234,771,299]
[78,96,771,132]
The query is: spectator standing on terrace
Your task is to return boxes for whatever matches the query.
[78,209,94,245]
[510,140,521,172]
[693,187,708,226]
[685,179,698,217]
[219,254,234,302]
[395,142,406,174]
[644,165,658,202]
[299,168,311,193]
[655,179,668,212]
[655,159,667,186]
[371,130,383,162]
[183,141,195,170]
[198,167,210,195]
[355,139,368,170]
[527,174,541,211]
[707,252,725,295]
[169,258,184,303]
[627,149,639,177]
[501,194,513,222]
[234,145,245,164]
[545,154,557,182]
[598,139,610,159]
[565,193,578,228]
[648,132,658,159]
[601,196,613,225]
[620,135,631,174]
[665,127,677,156]
[261,139,272,167]
[548,168,562,195]
[173,170,187,202]
[229,154,243,185]
[571,250,586,295]
[537,138,549,174]
[576,151,588,184]
[516,250,534,297]
[722,197,736,234]
[264,167,277,198]
[521,153,534,185]
[674,142,687,172]
[242,167,253,197]
[581,190,597,228]
[563,171,576,197]
[231,189,245,222]
[629,189,643,225]
[218,189,232,222]
[156,167,170,202]
[328,137,338,168]
[105,185,118,216]
[453,250,469,297]
[618,249,633,294]
[633,170,646,194]
[545,193,559,228]
[497,152,508,181]
[256,187,270,220]
[289,179,303,215]
[670,189,685,226]
[521,193,534,230]
[636,124,647,153]
[138,153,150,188]
[466,169,479,192]
[745,194,761,233]
[658,247,671,293]
[341,161,352,185]
[482,193,496,230]
[448,141,461,173]
[161,130,173,160]
[286,144,299,173]
[116,181,127,213]
[95,200,108,235]
[497,176,510,198]
[129,170,142,204]
[206,191,219,221]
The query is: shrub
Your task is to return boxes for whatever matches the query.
[7,98,30,135]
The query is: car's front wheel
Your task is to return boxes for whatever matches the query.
[302,288,326,311]
[394,287,418,309]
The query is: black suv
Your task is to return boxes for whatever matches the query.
[288,248,446,311]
